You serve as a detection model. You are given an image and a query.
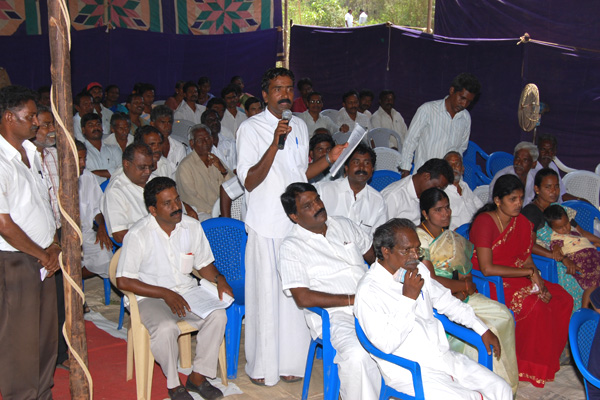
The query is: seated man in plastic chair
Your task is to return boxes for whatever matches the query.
[315,144,387,237]
[116,177,232,400]
[488,141,538,205]
[278,182,381,399]
[355,218,511,400]
[443,151,483,230]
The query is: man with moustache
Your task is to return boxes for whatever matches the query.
[103,112,133,152]
[279,182,380,399]
[443,151,482,230]
[400,73,481,176]
[73,91,94,142]
[174,81,207,124]
[370,90,408,146]
[116,177,231,400]
[236,67,347,386]
[201,109,237,172]
[81,112,121,184]
[220,84,247,139]
[299,92,338,138]
[355,219,511,400]
[126,93,148,135]
[336,90,371,133]
[488,141,538,205]
[151,105,188,167]
[87,82,113,135]
[316,144,387,237]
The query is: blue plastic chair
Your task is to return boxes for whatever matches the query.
[563,200,600,234]
[569,309,600,399]
[531,254,558,284]
[486,152,514,179]
[302,307,340,400]
[201,217,247,379]
[368,170,402,192]
[462,141,491,190]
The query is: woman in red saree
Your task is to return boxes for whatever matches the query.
[470,175,572,388]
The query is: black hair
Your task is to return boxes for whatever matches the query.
[342,90,359,103]
[344,143,376,167]
[37,85,51,95]
[75,139,86,152]
[134,125,164,144]
[537,133,558,149]
[150,105,173,122]
[450,73,481,96]
[417,158,454,185]
[81,112,101,128]
[36,105,51,115]
[244,97,262,112]
[307,91,322,101]
[230,75,243,84]
[359,89,374,100]
[110,112,130,127]
[105,84,119,93]
[471,174,524,224]
[144,177,177,211]
[297,77,313,91]
[419,188,449,222]
[280,182,318,221]
[309,133,335,152]
[534,167,559,188]
[373,218,416,260]
[122,142,152,163]
[0,85,38,118]
[126,93,142,104]
[197,76,211,86]
[378,90,395,102]
[543,204,568,227]
[182,81,199,94]
[221,83,241,99]
[73,91,92,107]
[201,108,220,124]
[207,97,226,109]
[139,83,155,95]
[261,67,295,93]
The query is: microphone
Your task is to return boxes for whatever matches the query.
[278,109,293,150]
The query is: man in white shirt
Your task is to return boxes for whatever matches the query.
[358,9,368,25]
[279,182,380,399]
[174,81,207,125]
[236,67,347,386]
[81,113,122,184]
[337,90,371,133]
[73,91,94,142]
[101,142,154,243]
[488,141,537,205]
[134,126,177,179]
[344,9,353,27]
[382,158,454,225]
[299,92,338,137]
[370,90,408,145]
[443,151,483,230]
[87,82,113,135]
[151,105,188,167]
[358,89,374,118]
[308,132,335,184]
[220,84,247,139]
[355,219,511,400]
[202,109,237,172]
[103,112,133,153]
[316,144,387,237]
[534,133,581,202]
[116,176,231,400]
[400,73,481,176]
[0,86,60,399]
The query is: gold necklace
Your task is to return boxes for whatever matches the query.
[494,211,505,232]
[422,222,442,238]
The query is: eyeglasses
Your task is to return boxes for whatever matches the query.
[39,122,55,129]
[395,247,425,257]
[309,100,322,104]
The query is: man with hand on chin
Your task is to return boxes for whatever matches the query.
[236,67,348,386]
[116,177,231,400]
[355,218,511,400]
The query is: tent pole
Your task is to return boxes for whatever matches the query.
[426,0,433,33]
[48,2,90,399]
[284,0,289,68]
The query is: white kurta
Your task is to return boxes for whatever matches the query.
[370,106,408,145]
[400,98,471,171]
[315,177,387,237]
[299,111,339,136]
[445,180,483,230]
[100,170,147,237]
[79,169,112,277]
[488,165,536,206]
[381,175,421,225]
[173,101,206,124]
[355,262,512,400]
[102,132,133,151]
[151,156,177,180]
[212,133,237,171]
[236,109,312,385]
[165,136,188,167]
[84,140,121,185]
[279,217,379,399]
[336,108,371,133]
[221,108,247,140]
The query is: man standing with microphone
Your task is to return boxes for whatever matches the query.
[236,68,347,386]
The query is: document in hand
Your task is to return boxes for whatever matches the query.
[182,279,234,319]
[329,124,368,176]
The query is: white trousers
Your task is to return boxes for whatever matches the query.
[139,297,227,389]
[244,227,312,385]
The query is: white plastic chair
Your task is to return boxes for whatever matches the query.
[332,131,350,145]
[595,163,600,175]
[320,109,338,121]
[171,119,196,145]
[373,147,401,171]
[473,185,490,204]
[367,127,403,150]
[153,100,165,106]
[564,170,600,208]
[553,156,577,174]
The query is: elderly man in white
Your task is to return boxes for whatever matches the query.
[279,182,380,399]
[488,141,538,205]
[443,151,483,230]
[355,218,511,400]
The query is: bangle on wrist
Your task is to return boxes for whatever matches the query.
[347,294,351,306]
[213,273,223,284]
[325,152,332,166]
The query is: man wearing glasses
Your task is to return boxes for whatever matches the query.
[299,92,339,137]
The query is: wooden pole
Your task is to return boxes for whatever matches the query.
[283,0,289,68]
[47,2,90,399]
[426,0,433,33]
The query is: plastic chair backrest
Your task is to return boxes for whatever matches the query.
[463,141,490,167]
[368,170,402,192]
[596,163,600,176]
[367,128,403,150]
[473,185,490,204]
[332,131,350,145]
[171,119,195,145]
[100,179,109,192]
[486,152,514,178]
[564,171,600,208]
[563,200,600,234]
[320,109,338,121]
[569,309,600,399]
[373,147,401,171]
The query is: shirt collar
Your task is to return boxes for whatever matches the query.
[0,134,21,161]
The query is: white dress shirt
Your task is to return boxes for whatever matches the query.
[221,108,247,140]
[488,165,536,206]
[315,177,387,237]
[100,169,147,236]
[381,175,421,225]
[166,136,188,167]
[41,147,61,228]
[236,109,310,238]
[212,133,237,171]
[400,98,471,171]
[0,136,55,251]
[358,11,367,24]
[344,12,353,27]
[102,132,133,151]
[116,214,214,303]
[173,100,206,124]
[336,108,371,132]
[152,156,177,179]
[299,111,339,136]
[84,140,122,185]
[370,106,408,144]
[445,180,483,230]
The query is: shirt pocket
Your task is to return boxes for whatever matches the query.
[180,253,194,274]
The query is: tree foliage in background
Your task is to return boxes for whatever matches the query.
[289,0,434,30]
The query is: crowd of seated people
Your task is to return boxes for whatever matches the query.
[1,66,596,400]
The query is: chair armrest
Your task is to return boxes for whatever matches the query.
[307,307,331,339]
[532,254,558,283]
[433,310,493,370]
[471,270,505,304]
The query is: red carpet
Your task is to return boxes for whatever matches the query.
[49,321,184,399]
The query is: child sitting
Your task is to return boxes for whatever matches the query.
[544,204,600,308]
